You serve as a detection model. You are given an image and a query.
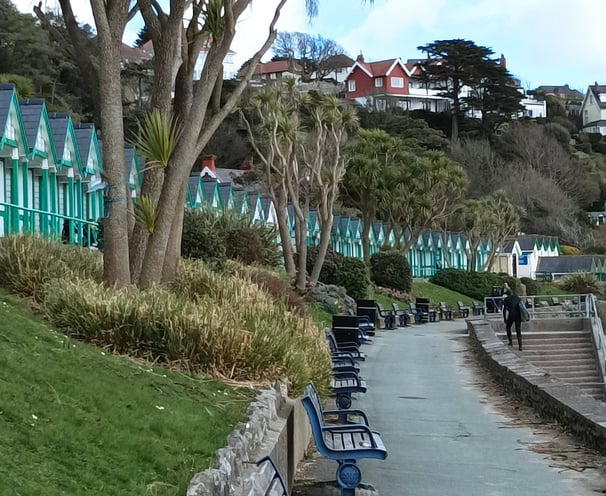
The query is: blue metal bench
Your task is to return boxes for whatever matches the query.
[247,456,288,495]
[326,330,365,361]
[331,370,367,409]
[375,303,395,329]
[301,383,388,496]
[391,302,410,326]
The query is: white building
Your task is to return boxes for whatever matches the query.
[580,83,606,135]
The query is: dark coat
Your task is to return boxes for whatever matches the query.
[503,292,521,322]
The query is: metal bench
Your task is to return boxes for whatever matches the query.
[247,456,288,495]
[438,302,453,320]
[457,300,470,318]
[375,303,396,329]
[391,302,410,326]
[301,383,388,496]
[331,370,367,409]
[326,330,365,361]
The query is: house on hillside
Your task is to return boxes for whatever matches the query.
[535,255,606,281]
[580,83,606,135]
[238,59,303,85]
[344,54,449,112]
[311,54,354,83]
[535,84,584,100]
[492,234,560,279]
[120,40,237,80]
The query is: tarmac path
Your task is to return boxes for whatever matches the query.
[295,319,606,496]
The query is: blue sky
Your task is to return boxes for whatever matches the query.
[14,0,606,92]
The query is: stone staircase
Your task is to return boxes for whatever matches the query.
[493,318,605,401]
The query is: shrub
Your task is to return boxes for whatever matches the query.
[181,208,226,264]
[338,257,370,300]
[42,259,331,393]
[560,244,581,255]
[0,234,102,303]
[370,250,412,292]
[244,267,307,316]
[182,206,280,268]
[306,247,370,300]
[559,272,603,296]
[520,277,538,296]
[430,268,517,300]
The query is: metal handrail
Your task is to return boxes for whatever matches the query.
[0,201,99,247]
[483,292,606,390]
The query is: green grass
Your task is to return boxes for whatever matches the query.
[308,303,332,329]
[0,291,249,496]
[372,282,473,312]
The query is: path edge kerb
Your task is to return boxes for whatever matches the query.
[467,319,606,453]
[187,381,311,496]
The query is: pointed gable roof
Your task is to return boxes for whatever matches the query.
[188,175,201,207]
[0,84,14,141]
[589,83,606,109]
[73,123,101,175]
[19,98,58,162]
[0,84,28,154]
[47,113,70,160]
[20,99,46,149]
[351,56,411,79]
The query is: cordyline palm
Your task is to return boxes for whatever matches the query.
[129,109,182,233]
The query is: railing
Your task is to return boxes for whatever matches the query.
[482,294,589,320]
[0,202,99,248]
[588,294,606,382]
[483,293,606,390]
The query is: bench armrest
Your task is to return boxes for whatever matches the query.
[321,424,381,448]
[323,408,370,426]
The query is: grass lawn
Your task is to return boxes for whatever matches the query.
[0,291,250,496]
[373,281,474,313]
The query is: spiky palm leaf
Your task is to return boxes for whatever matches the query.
[130,109,181,169]
[134,195,159,233]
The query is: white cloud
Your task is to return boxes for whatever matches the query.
[12,0,95,26]
[229,1,308,69]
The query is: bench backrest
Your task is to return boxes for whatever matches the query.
[248,456,288,496]
[439,302,448,310]
[356,299,377,322]
[302,383,326,430]
[332,315,360,344]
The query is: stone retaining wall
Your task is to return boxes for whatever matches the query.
[187,382,311,495]
[467,319,606,453]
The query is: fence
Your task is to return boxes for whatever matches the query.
[0,202,99,248]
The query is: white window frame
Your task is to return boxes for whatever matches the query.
[391,77,404,88]
[375,78,383,88]
[348,79,356,92]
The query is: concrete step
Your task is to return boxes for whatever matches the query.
[558,376,604,384]
[546,368,600,379]
[580,387,605,400]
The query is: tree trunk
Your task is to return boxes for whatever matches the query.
[91,0,131,287]
[361,211,373,263]
[273,197,296,278]
[129,167,164,284]
[161,180,187,283]
[295,216,308,291]
[310,213,333,283]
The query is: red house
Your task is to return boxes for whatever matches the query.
[344,54,449,112]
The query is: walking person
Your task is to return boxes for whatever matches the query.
[502,288,523,350]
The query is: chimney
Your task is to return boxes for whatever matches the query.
[499,53,506,69]
[202,155,216,171]
[241,159,254,171]
[356,52,364,63]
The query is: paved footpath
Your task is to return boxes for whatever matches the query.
[295,320,606,496]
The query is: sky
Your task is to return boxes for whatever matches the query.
[13,0,606,92]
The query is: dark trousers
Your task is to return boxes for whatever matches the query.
[506,317,522,349]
